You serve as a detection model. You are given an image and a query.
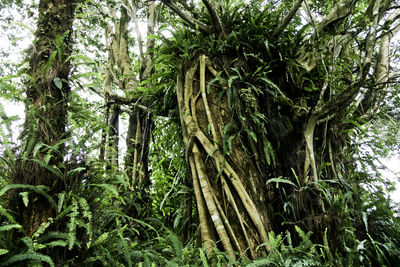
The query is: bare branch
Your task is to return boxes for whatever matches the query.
[129,3,144,61]
[273,0,304,37]
[201,0,227,38]
[315,0,356,36]
[161,0,214,34]
[142,1,156,81]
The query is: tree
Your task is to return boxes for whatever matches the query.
[1,0,400,265]
[9,0,81,236]
[161,0,400,259]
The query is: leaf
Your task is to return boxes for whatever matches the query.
[57,192,65,213]
[266,177,297,188]
[0,224,22,232]
[1,252,54,267]
[247,258,276,267]
[248,130,257,143]
[31,158,63,178]
[19,192,29,207]
[43,240,68,248]
[263,136,275,166]
[0,205,17,224]
[0,184,57,209]
[362,211,368,233]
[91,232,110,247]
[67,200,79,250]
[90,183,119,197]
[67,167,86,178]
[33,219,52,240]
[0,249,9,256]
[53,77,63,89]
[43,51,58,78]
[199,248,209,267]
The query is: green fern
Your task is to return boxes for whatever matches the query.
[0,184,57,209]
[78,197,93,248]
[198,248,209,267]
[0,252,54,267]
[67,199,79,250]
[247,258,276,267]
[266,177,297,189]
[0,224,22,232]
[0,205,17,224]
[0,249,9,256]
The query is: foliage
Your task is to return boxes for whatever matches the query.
[0,0,400,266]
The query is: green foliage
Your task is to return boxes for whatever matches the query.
[0,0,399,266]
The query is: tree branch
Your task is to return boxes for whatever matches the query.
[141,1,156,81]
[201,0,227,38]
[315,0,356,37]
[161,0,214,34]
[273,0,304,37]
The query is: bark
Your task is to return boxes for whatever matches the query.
[163,0,399,260]
[161,0,214,34]
[11,0,79,236]
[178,56,273,258]
[273,0,304,37]
[124,1,155,193]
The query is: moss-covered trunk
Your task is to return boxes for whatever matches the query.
[11,0,78,236]
[178,55,342,259]
[178,56,272,258]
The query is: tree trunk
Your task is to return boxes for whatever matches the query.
[10,0,79,236]
[125,109,153,190]
[178,56,276,258]
[177,54,343,259]
[125,1,155,192]
[167,0,398,259]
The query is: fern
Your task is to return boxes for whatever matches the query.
[67,199,79,250]
[295,225,315,254]
[168,230,183,259]
[116,219,132,267]
[266,177,297,189]
[32,219,52,240]
[0,205,17,224]
[199,248,209,267]
[0,184,57,209]
[0,224,22,232]
[37,231,69,243]
[247,258,276,267]
[0,252,54,267]
[78,197,93,248]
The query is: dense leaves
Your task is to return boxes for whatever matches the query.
[0,0,400,266]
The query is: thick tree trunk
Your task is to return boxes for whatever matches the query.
[10,0,78,236]
[178,56,276,258]
[177,55,343,259]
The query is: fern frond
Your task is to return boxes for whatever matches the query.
[199,248,209,267]
[0,205,17,224]
[247,258,276,267]
[0,249,9,256]
[0,184,57,209]
[0,224,22,232]
[79,197,93,248]
[37,231,69,243]
[1,252,54,267]
[67,199,79,250]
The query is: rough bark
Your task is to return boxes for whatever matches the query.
[124,1,155,192]
[11,0,79,236]
[178,56,273,258]
[169,0,399,260]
